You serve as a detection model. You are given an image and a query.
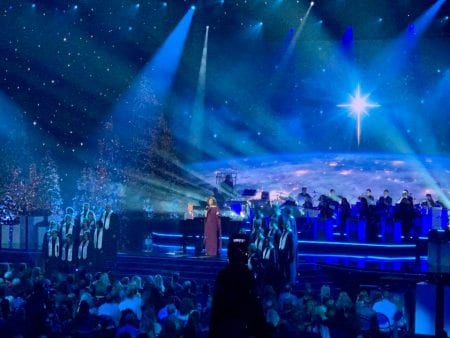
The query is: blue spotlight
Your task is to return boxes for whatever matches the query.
[378,17,383,23]
[413,0,446,35]
[73,5,78,10]
[273,0,283,8]
[31,3,36,8]
[135,3,140,9]
[372,0,446,84]
[191,5,196,10]
[162,2,168,7]
[278,3,313,71]
[112,7,195,126]
[190,25,210,154]
[341,26,353,56]
[246,20,264,37]
[407,23,415,35]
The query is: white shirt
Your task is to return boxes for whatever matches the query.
[373,298,397,328]
[98,302,121,326]
[119,296,142,320]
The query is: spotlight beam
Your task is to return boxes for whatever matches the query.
[190,25,210,153]
[278,3,314,72]
[337,85,380,146]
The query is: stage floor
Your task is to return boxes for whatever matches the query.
[147,238,430,275]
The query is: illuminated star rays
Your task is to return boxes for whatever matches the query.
[338,85,380,146]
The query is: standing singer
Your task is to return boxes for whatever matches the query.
[204,196,222,257]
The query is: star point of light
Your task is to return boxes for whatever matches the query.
[337,85,380,146]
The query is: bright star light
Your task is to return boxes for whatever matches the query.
[337,85,380,146]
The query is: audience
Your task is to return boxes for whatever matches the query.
[0,260,414,338]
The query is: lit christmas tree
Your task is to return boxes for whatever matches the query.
[1,167,28,221]
[73,119,125,213]
[37,154,63,220]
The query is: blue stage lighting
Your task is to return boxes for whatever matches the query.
[191,5,196,10]
[162,2,168,7]
[31,3,36,8]
[135,3,140,9]
[342,26,353,49]
[259,21,263,26]
[112,7,195,132]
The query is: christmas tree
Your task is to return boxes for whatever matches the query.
[37,154,63,219]
[1,167,28,221]
[0,110,33,221]
[73,119,125,213]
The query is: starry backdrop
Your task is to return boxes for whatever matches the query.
[1,0,450,214]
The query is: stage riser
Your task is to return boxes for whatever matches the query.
[115,254,332,289]
[150,235,427,258]
[298,241,425,256]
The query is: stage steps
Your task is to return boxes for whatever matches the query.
[115,253,334,293]
[115,253,227,284]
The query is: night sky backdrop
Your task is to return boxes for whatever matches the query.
[1,0,450,208]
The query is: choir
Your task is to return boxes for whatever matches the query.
[42,203,119,275]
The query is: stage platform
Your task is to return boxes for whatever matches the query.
[2,234,449,289]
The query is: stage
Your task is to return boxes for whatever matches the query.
[188,152,450,207]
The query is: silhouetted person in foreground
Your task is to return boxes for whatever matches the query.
[209,234,269,338]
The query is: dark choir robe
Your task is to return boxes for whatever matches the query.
[44,235,61,275]
[261,245,279,289]
[86,218,96,232]
[100,210,119,258]
[262,246,277,266]
[77,227,88,247]
[60,222,73,241]
[76,210,90,228]
[267,228,281,248]
[278,230,295,286]
[60,243,76,272]
[42,230,51,253]
[284,215,298,246]
[77,239,94,270]
[254,236,264,255]
[92,226,105,270]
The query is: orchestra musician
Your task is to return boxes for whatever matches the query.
[396,190,415,241]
